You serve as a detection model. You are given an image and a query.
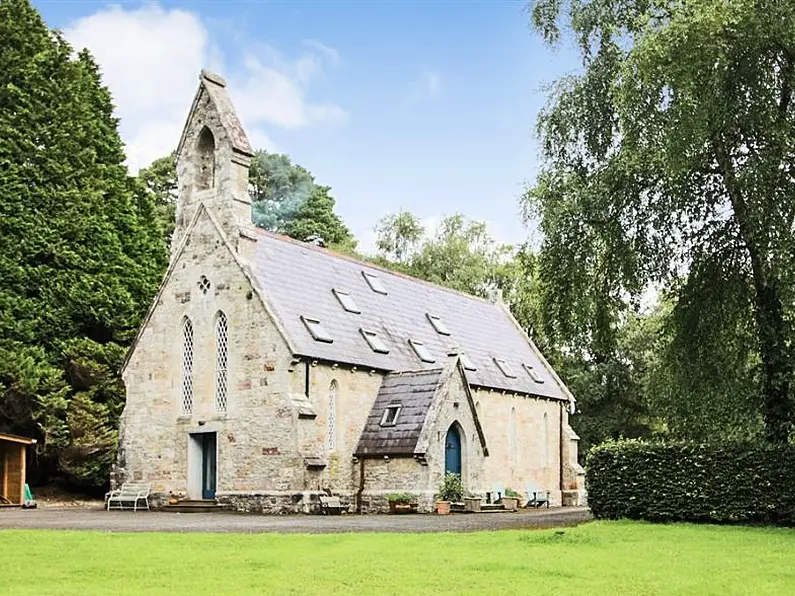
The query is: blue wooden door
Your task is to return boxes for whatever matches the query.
[201,433,217,500]
[445,426,462,476]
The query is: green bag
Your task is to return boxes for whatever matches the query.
[24,483,33,502]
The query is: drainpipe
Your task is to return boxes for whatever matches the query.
[559,401,565,492]
[356,458,365,514]
[304,361,310,397]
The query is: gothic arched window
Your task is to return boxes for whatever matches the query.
[181,316,194,414]
[214,311,228,412]
[196,126,215,190]
[327,380,338,451]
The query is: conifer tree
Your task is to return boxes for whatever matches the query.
[283,185,357,252]
[0,0,167,488]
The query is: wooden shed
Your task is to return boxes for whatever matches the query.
[0,433,35,506]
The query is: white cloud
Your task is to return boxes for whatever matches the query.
[302,39,340,67]
[63,3,346,173]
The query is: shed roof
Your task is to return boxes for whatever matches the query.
[354,369,444,457]
[252,232,568,400]
[0,433,35,445]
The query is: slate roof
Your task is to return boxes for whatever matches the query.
[354,369,444,457]
[251,231,568,400]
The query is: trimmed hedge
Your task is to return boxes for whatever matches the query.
[587,439,795,525]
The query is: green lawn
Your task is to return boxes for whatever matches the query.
[2,521,794,595]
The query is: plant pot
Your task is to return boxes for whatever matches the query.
[502,497,519,511]
[464,497,482,513]
[436,500,452,515]
[389,502,417,514]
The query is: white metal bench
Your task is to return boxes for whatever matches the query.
[318,495,349,515]
[106,483,151,512]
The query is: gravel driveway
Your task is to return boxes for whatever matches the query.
[0,506,591,534]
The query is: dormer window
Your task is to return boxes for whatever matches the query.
[460,353,477,371]
[380,405,401,426]
[409,339,435,363]
[523,364,545,384]
[362,271,387,295]
[426,314,450,335]
[301,316,333,343]
[333,289,361,314]
[361,329,389,354]
[494,358,516,378]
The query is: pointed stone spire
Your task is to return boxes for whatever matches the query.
[171,70,256,259]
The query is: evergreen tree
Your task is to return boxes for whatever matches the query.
[0,0,166,489]
[249,150,316,231]
[135,152,178,249]
[283,185,357,252]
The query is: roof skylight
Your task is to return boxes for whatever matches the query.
[460,353,477,371]
[333,289,361,314]
[380,405,401,427]
[426,314,451,336]
[301,316,333,343]
[523,364,545,384]
[362,271,388,295]
[494,358,516,378]
[361,329,390,354]
[409,339,435,363]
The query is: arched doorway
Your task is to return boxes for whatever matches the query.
[445,425,462,476]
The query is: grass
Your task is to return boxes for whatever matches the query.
[2,521,795,595]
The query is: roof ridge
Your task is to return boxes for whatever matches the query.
[257,230,498,305]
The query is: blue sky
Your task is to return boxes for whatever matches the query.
[36,0,580,251]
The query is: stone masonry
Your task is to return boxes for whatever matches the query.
[117,70,584,514]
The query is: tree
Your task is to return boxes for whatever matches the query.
[283,185,357,252]
[0,0,166,488]
[136,152,177,248]
[526,0,795,442]
[374,210,424,265]
[250,151,316,231]
[139,149,339,240]
[373,212,514,299]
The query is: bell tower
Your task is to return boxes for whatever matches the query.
[171,70,255,259]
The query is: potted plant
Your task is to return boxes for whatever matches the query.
[387,492,417,514]
[436,472,464,515]
[502,487,522,511]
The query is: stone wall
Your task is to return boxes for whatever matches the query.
[172,78,253,260]
[295,363,382,493]
[414,366,487,497]
[473,387,566,506]
[120,207,299,498]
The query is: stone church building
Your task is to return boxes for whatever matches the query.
[117,70,584,513]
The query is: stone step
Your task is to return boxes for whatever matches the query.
[450,502,506,513]
[480,503,506,511]
[163,499,223,513]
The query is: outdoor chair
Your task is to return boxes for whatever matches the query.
[318,495,350,515]
[106,483,151,512]
[490,483,505,504]
[525,483,550,508]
